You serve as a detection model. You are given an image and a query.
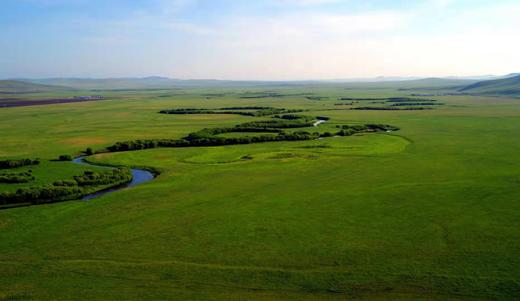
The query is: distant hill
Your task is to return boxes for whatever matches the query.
[21,77,302,90]
[19,76,482,91]
[340,77,479,91]
[459,75,520,96]
[0,80,70,94]
[8,75,517,92]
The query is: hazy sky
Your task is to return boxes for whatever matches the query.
[1,0,519,80]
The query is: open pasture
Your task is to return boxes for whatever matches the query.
[0,86,519,300]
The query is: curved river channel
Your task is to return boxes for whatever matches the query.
[71,119,326,201]
[72,157,155,200]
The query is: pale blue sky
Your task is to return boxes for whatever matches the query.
[1,0,519,79]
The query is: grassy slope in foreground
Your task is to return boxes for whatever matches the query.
[0,89,519,300]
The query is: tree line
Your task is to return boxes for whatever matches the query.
[338,97,437,102]
[0,158,40,169]
[159,107,305,117]
[0,168,132,207]
[390,102,443,106]
[351,107,432,111]
[0,170,35,184]
[105,118,400,153]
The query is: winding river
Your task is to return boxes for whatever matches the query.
[71,119,327,201]
[72,156,154,200]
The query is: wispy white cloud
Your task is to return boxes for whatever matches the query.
[4,0,520,79]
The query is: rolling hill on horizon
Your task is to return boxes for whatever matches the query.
[9,76,481,91]
[0,80,72,94]
[459,74,520,96]
[3,74,518,95]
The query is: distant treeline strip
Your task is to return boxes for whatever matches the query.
[338,97,437,102]
[351,107,433,111]
[239,93,309,99]
[106,120,399,153]
[0,159,40,169]
[0,168,132,207]
[390,102,443,107]
[159,107,304,117]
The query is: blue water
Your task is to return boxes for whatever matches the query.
[72,157,154,200]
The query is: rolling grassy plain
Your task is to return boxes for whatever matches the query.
[0,86,519,300]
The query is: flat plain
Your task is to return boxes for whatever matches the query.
[0,85,519,300]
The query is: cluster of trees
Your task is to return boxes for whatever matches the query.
[159,108,213,114]
[159,107,304,117]
[72,168,132,186]
[187,131,318,146]
[351,107,432,111]
[219,106,272,110]
[107,139,188,152]
[385,97,437,102]
[58,155,73,161]
[338,97,437,103]
[106,131,320,152]
[0,170,35,184]
[306,96,329,100]
[315,116,331,121]
[273,114,315,121]
[236,119,314,129]
[103,113,399,154]
[239,93,285,99]
[338,97,387,101]
[333,124,400,136]
[0,185,84,206]
[390,102,442,106]
[0,158,40,169]
[0,168,132,206]
[242,108,304,117]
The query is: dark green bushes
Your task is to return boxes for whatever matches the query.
[73,168,132,186]
[386,97,437,102]
[274,114,306,120]
[0,185,84,206]
[105,130,320,152]
[159,107,304,117]
[58,155,73,161]
[351,107,432,111]
[315,116,330,121]
[105,112,399,154]
[390,102,442,106]
[0,158,40,169]
[339,97,387,101]
[338,97,437,102]
[107,139,190,152]
[334,124,400,136]
[159,108,212,114]
[0,168,132,206]
[236,119,313,129]
[219,106,272,110]
[0,170,35,183]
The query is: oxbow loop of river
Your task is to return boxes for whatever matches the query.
[71,119,328,201]
[72,156,154,200]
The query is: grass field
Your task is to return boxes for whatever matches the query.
[0,86,519,300]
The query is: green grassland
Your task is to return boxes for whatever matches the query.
[0,86,519,300]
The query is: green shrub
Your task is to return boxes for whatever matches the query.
[0,158,40,169]
[58,155,73,161]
